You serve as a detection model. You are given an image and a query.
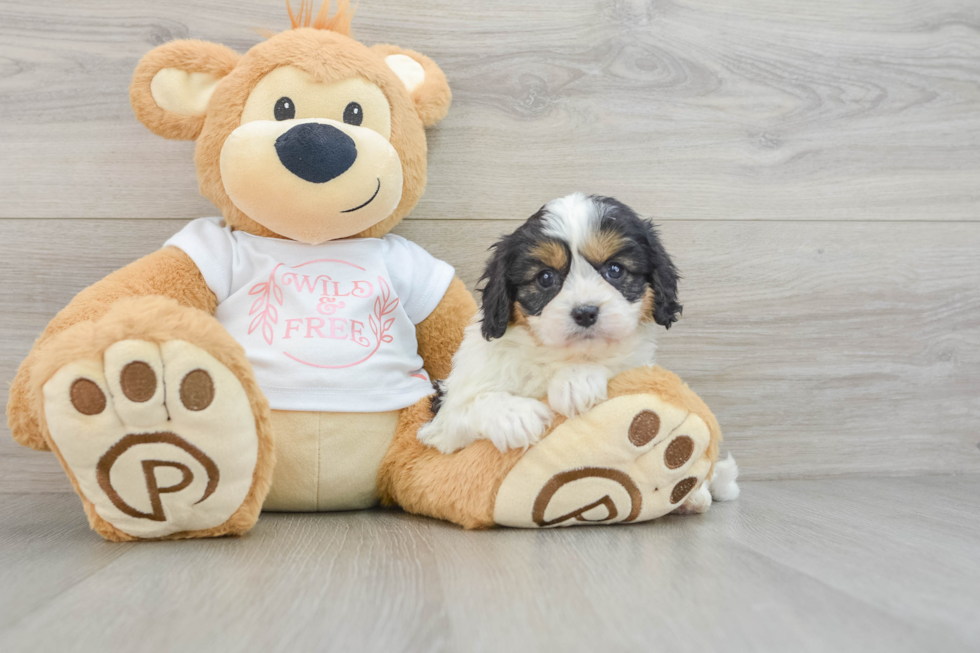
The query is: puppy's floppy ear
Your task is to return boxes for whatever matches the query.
[478,240,513,340]
[372,44,452,127]
[130,40,240,141]
[642,221,683,329]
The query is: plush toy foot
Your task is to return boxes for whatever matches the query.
[33,298,273,541]
[493,392,712,527]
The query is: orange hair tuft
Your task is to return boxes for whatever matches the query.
[287,0,356,36]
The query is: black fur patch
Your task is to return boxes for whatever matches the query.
[429,380,446,415]
[479,209,571,339]
[590,196,682,328]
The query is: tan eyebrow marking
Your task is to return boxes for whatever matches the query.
[530,240,568,271]
[581,229,627,265]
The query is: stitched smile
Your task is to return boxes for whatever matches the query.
[341,178,381,213]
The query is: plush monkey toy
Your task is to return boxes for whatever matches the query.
[7,1,722,541]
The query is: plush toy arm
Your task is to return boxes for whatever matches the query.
[415,276,477,381]
[7,247,216,450]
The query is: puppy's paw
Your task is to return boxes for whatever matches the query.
[479,394,555,453]
[673,482,712,515]
[417,419,475,455]
[548,365,609,418]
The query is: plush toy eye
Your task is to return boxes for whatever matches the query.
[343,102,363,126]
[274,97,295,121]
[536,270,557,288]
[604,263,624,280]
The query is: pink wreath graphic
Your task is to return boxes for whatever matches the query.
[284,276,399,369]
[248,260,370,345]
[247,261,399,368]
[248,264,284,345]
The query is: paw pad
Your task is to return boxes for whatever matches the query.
[664,435,694,469]
[120,361,156,402]
[74,364,217,414]
[627,409,661,446]
[179,369,214,411]
[670,477,698,504]
[43,340,259,539]
[70,378,106,415]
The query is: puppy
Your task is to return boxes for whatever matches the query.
[418,192,681,454]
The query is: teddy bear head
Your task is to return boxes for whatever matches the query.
[130,0,451,244]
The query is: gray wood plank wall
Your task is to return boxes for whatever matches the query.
[2,0,979,493]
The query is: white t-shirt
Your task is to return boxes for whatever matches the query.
[165,218,454,412]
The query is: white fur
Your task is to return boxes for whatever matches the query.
[417,193,659,454]
[540,192,602,252]
[674,483,712,515]
[708,453,741,502]
[673,455,740,515]
[547,364,609,418]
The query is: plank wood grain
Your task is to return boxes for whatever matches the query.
[2,477,979,651]
[735,475,980,641]
[2,218,978,493]
[1,0,978,220]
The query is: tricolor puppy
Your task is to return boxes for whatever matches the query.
[418,193,681,454]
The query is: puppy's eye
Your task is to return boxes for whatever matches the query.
[274,97,296,121]
[604,263,624,280]
[536,270,557,288]
[343,102,363,126]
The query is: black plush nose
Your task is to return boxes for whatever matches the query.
[275,123,357,184]
[571,305,600,328]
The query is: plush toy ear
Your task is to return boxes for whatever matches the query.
[372,44,452,127]
[130,40,240,141]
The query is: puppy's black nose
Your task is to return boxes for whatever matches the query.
[571,305,599,328]
[275,123,357,184]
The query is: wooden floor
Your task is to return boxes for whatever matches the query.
[1,476,978,652]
